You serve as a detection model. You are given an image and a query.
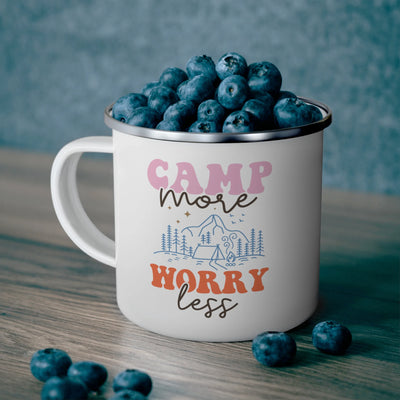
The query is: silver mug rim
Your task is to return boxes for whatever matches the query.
[104,97,332,143]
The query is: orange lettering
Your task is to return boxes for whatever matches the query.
[196,271,222,294]
[248,268,269,291]
[150,264,176,290]
[222,271,247,294]
[176,269,197,292]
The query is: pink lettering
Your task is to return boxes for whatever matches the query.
[247,161,272,194]
[170,162,203,194]
[147,159,168,190]
[205,163,245,195]
[147,159,272,196]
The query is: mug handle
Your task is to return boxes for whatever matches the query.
[50,136,116,268]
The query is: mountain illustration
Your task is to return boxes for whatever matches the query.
[155,214,265,270]
[182,214,249,244]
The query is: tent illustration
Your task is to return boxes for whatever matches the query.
[192,245,225,261]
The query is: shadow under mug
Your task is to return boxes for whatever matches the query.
[50,98,332,342]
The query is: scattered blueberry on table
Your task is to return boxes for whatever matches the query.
[112,52,324,132]
[312,320,352,355]
[67,360,108,392]
[113,369,153,396]
[30,348,72,382]
[252,331,297,367]
[41,376,88,400]
[31,319,352,397]
[30,348,153,399]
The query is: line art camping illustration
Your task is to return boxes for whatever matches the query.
[154,214,265,270]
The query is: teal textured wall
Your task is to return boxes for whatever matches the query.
[1,0,399,194]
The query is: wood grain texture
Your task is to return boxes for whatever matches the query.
[0,147,399,399]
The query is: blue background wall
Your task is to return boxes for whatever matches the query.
[1,0,399,194]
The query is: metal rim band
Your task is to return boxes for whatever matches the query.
[104,97,332,143]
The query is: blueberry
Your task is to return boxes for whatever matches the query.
[41,376,88,400]
[159,67,188,90]
[30,348,72,382]
[156,119,182,131]
[163,100,197,128]
[217,75,249,110]
[252,332,297,367]
[222,110,254,133]
[148,85,179,115]
[197,99,226,124]
[308,103,323,122]
[186,54,217,81]
[242,97,274,130]
[141,81,160,97]
[177,75,215,104]
[276,90,297,101]
[188,120,220,133]
[67,361,107,392]
[112,93,148,123]
[248,61,282,98]
[215,52,248,80]
[126,106,161,128]
[274,97,322,128]
[113,369,152,396]
[312,321,352,355]
[109,390,147,400]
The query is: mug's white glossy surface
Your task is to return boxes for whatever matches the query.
[50,99,331,341]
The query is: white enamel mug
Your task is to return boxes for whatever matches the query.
[50,98,332,342]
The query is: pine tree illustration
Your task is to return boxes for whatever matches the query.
[201,234,206,244]
[244,242,249,257]
[237,238,242,257]
[257,230,264,256]
[173,228,179,253]
[161,233,166,252]
[206,231,211,244]
[250,228,256,255]
[189,246,193,257]
[181,235,187,255]
[167,225,172,251]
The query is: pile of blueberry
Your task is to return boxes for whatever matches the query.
[30,349,152,399]
[252,320,352,367]
[112,52,323,133]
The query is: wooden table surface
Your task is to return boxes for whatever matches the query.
[1,147,399,400]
